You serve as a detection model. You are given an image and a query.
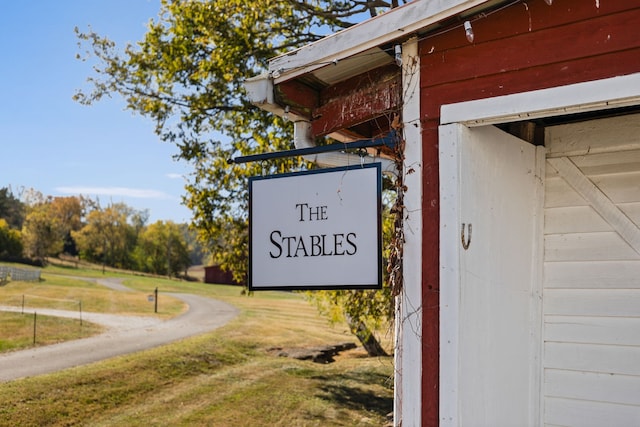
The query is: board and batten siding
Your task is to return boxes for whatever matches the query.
[543,113,640,426]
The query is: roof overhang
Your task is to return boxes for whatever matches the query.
[246,0,500,148]
[268,0,494,85]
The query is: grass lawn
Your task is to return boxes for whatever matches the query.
[0,272,186,318]
[0,311,103,352]
[0,264,394,426]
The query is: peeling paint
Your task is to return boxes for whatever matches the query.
[523,2,532,32]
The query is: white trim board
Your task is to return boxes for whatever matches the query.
[438,74,640,427]
[439,124,544,427]
[440,73,640,126]
[395,36,423,427]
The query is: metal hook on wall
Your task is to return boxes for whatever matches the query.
[461,223,472,250]
[357,148,367,168]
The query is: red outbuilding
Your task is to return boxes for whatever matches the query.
[247,1,640,425]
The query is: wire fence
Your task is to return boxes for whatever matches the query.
[0,266,41,283]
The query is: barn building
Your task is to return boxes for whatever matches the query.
[246,1,640,425]
[203,265,240,286]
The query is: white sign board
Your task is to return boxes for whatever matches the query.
[249,163,382,290]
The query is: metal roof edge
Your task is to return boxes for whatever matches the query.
[269,0,489,83]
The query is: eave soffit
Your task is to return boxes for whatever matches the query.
[269,0,496,87]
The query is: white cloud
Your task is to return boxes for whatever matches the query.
[56,186,172,200]
[166,173,183,179]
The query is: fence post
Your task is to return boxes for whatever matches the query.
[154,287,158,313]
[33,312,37,345]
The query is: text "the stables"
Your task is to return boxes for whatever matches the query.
[269,231,357,258]
[268,202,357,259]
[249,164,381,290]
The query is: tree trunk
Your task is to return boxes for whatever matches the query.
[348,317,389,357]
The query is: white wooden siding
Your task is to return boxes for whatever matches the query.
[545,315,640,346]
[543,113,640,426]
[546,261,640,288]
[545,114,640,158]
[545,232,640,261]
[545,398,640,427]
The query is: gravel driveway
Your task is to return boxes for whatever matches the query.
[0,278,239,382]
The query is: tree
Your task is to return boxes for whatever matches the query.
[48,196,86,256]
[13,194,86,263]
[134,220,191,276]
[306,196,397,357]
[0,187,25,230]
[180,223,206,266]
[75,0,404,354]
[21,203,63,263]
[72,203,147,270]
[0,219,23,260]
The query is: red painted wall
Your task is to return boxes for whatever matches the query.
[204,265,242,286]
[418,1,640,425]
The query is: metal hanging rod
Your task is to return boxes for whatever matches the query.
[227,131,397,164]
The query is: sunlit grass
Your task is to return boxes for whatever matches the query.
[0,262,394,425]
[0,311,103,352]
[0,318,393,427]
[0,274,185,319]
[0,323,392,426]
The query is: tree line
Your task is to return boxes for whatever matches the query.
[73,0,407,356]
[0,187,201,276]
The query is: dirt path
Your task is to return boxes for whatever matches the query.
[0,278,239,382]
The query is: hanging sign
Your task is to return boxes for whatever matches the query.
[249,163,382,291]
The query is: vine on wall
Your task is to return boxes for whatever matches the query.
[387,113,405,298]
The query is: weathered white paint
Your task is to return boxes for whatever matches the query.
[544,175,591,208]
[545,260,640,288]
[546,173,640,207]
[545,232,640,261]
[565,148,640,174]
[441,75,640,427]
[545,205,612,234]
[438,124,462,427]
[545,289,640,317]
[545,315,640,346]
[545,369,640,406]
[544,342,640,376]
[545,398,640,427]
[395,36,422,427]
[440,73,640,127]
[543,113,640,426]
[439,123,543,427]
[547,156,640,255]
[546,113,640,158]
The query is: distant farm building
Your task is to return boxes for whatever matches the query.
[203,265,243,286]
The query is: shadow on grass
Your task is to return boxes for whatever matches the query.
[318,383,392,414]
[314,369,392,387]
[314,371,393,416]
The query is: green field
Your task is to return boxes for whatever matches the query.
[0,264,393,426]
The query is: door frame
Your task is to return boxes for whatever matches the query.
[439,123,545,427]
[438,72,640,427]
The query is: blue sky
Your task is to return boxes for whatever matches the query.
[0,1,194,223]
